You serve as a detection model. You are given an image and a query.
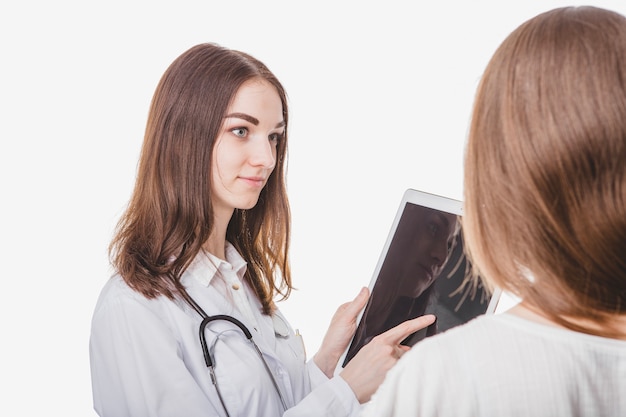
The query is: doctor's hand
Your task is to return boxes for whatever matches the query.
[339,314,436,403]
[314,287,370,378]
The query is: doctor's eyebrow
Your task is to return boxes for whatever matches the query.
[225,112,285,129]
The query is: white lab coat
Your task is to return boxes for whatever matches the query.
[89,244,360,417]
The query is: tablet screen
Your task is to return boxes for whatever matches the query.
[340,189,500,368]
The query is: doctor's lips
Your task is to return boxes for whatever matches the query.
[418,263,435,282]
[239,175,268,187]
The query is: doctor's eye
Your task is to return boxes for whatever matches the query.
[428,222,439,236]
[231,127,248,138]
[269,132,284,144]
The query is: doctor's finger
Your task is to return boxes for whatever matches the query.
[377,314,436,344]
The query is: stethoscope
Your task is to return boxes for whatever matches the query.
[181,291,288,417]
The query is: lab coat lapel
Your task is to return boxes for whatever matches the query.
[246,292,291,365]
[248,294,279,354]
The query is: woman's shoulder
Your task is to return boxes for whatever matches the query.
[369,313,626,417]
[402,314,513,364]
[404,311,626,370]
[92,274,179,321]
[95,274,146,305]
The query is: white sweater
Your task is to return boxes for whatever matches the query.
[363,313,626,417]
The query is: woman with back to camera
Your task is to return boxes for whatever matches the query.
[363,6,626,417]
[89,43,434,417]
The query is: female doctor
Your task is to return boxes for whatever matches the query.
[89,43,435,417]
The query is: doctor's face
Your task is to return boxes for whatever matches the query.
[395,207,459,298]
[210,78,285,218]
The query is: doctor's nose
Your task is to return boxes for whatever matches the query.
[430,238,449,268]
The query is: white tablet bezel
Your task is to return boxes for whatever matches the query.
[335,188,501,371]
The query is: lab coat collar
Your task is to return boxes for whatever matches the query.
[186,241,247,287]
[182,243,291,365]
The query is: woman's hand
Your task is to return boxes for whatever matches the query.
[339,314,436,403]
[314,287,370,378]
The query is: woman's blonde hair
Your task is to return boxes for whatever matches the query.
[464,6,626,337]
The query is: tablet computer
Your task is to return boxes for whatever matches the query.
[338,188,501,368]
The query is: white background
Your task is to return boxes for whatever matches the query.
[2,1,624,415]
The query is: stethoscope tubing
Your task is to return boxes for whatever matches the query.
[181,290,288,415]
[199,314,252,367]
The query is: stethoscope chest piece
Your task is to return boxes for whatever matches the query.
[272,314,290,337]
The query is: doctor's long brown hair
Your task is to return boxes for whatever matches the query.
[463,6,626,338]
[109,43,291,315]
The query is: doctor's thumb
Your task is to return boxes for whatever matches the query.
[349,287,369,312]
